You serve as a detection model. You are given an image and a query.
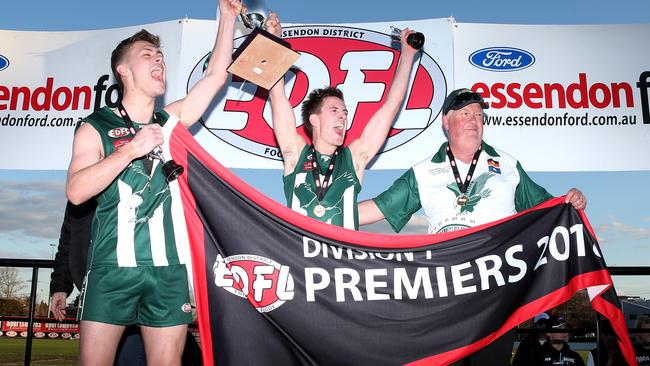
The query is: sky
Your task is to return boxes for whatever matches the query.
[0,0,649,303]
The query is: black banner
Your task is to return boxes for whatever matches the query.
[168,124,637,366]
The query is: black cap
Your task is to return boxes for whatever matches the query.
[548,316,568,329]
[442,88,489,115]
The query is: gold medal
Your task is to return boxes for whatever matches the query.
[456,194,468,206]
[313,204,326,218]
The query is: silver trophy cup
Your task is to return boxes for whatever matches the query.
[390,26,425,50]
[240,0,268,29]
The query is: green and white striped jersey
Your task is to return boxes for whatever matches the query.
[81,107,183,268]
[283,145,361,230]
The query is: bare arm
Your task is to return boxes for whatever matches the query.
[266,12,306,175]
[348,28,419,182]
[358,199,386,226]
[164,0,240,127]
[66,122,163,205]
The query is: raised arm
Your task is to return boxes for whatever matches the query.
[266,12,306,175]
[165,0,241,127]
[348,28,419,182]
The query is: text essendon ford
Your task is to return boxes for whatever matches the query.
[474,71,650,126]
[0,74,120,128]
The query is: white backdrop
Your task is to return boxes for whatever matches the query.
[453,23,650,171]
[1,19,648,171]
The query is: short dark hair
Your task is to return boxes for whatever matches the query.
[110,29,161,91]
[300,87,344,139]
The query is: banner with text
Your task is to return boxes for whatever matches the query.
[167,123,637,365]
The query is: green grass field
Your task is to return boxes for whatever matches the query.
[0,338,78,365]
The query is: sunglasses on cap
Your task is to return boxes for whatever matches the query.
[442,90,489,115]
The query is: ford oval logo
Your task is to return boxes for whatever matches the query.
[0,54,9,71]
[469,47,535,72]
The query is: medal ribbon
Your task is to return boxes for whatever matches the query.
[445,144,483,196]
[116,103,159,176]
[309,146,340,201]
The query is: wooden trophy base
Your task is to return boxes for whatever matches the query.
[227,27,300,90]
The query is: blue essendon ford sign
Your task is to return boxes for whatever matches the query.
[0,54,9,71]
[469,47,535,72]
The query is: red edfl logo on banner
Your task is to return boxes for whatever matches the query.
[213,254,295,313]
[187,25,447,161]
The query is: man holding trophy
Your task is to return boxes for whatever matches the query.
[65,1,242,364]
[265,13,421,229]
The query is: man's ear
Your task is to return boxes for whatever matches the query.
[116,64,131,80]
[441,114,449,131]
[309,114,320,128]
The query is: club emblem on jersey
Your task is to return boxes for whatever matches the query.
[446,172,493,212]
[294,172,356,221]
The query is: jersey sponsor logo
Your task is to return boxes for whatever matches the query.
[428,166,451,175]
[213,254,295,313]
[436,223,471,233]
[469,47,535,72]
[108,127,131,138]
[0,54,9,71]
[112,137,131,150]
[187,25,446,161]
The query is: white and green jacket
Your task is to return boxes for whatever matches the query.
[374,141,553,234]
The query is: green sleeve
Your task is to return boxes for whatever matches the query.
[514,162,554,212]
[372,168,422,233]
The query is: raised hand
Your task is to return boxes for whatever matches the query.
[266,12,281,37]
[398,27,420,56]
[220,0,244,20]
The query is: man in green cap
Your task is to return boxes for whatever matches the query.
[359,87,588,365]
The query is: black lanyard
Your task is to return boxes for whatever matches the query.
[116,103,157,175]
[116,103,159,134]
[445,144,482,196]
[309,146,340,201]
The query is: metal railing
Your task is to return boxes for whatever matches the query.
[0,258,55,366]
